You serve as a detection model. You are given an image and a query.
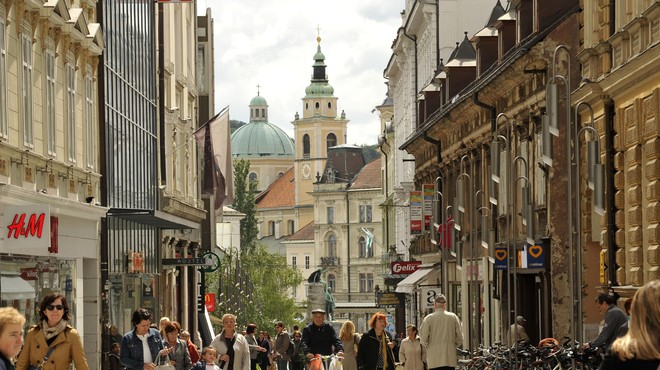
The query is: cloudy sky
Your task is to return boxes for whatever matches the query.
[197,0,403,145]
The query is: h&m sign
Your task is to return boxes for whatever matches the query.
[3,205,55,250]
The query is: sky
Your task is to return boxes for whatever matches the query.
[197,0,403,146]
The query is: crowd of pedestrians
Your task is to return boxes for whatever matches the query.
[1,281,659,370]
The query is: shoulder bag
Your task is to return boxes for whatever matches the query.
[386,338,403,370]
[27,344,59,370]
[154,352,176,370]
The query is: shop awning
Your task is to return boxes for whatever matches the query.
[1,275,36,300]
[395,268,435,294]
[107,209,199,229]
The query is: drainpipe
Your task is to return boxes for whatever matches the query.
[423,131,442,163]
[402,1,419,127]
[473,91,497,133]
[436,0,440,70]
[158,2,166,188]
[380,137,390,252]
[346,183,352,301]
[604,100,618,286]
[609,1,616,67]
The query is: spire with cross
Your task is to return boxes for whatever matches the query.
[256,83,260,96]
[316,24,321,44]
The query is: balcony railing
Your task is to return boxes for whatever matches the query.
[320,256,340,266]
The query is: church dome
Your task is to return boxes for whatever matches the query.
[250,95,268,106]
[231,121,295,158]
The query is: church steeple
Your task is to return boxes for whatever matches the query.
[305,33,334,100]
[312,33,328,82]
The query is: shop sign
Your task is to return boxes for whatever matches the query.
[3,205,51,249]
[410,191,423,235]
[391,261,421,275]
[162,257,212,266]
[423,184,434,231]
[20,268,38,281]
[205,293,216,312]
[378,292,402,308]
[420,286,442,308]
[127,252,145,273]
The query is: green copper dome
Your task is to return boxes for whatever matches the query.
[231,121,294,158]
[250,95,268,106]
[305,83,335,97]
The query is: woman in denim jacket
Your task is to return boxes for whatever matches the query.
[120,309,167,370]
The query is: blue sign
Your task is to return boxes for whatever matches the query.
[527,244,545,268]
[494,247,507,270]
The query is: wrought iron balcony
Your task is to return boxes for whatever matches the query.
[320,256,340,266]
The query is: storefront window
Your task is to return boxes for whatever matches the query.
[107,274,157,335]
[0,255,77,328]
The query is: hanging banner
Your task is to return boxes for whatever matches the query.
[423,184,434,231]
[494,247,507,270]
[410,191,423,235]
[205,293,216,312]
[526,244,545,268]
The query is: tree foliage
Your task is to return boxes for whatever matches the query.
[205,244,304,333]
[232,159,259,254]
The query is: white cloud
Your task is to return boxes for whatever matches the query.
[198,0,401,145]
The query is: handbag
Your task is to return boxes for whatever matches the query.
[154,352,176,370]
[27,344,59,370]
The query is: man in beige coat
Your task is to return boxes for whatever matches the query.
[419,295,463,370]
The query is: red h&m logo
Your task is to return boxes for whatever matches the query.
[7,213,46,239]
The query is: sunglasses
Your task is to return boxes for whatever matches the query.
[47,304,64,311]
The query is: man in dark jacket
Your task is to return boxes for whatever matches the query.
[301,309,343,358]
[583,293,628,350]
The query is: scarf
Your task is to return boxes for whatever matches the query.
[42,320,67,341]
[378,331,388,370]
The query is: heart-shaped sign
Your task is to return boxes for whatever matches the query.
[495,249,507,261]
[529,245,543,258]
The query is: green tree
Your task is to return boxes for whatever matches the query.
[205,244,303,332]
[232,159,258,254]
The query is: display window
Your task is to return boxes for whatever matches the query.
[0,255,77,328]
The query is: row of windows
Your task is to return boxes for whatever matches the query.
[319,232,374,258]
[326,204,373,224]
[266,220,295,236]
[305,101,332,110]
[291,255,311,270]
[0,13,96,168]
[302,133,337,157]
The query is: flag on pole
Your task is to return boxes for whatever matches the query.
[194,108,233,209]
[361,227,374,254]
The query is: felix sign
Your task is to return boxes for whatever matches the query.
[3,205,51,249]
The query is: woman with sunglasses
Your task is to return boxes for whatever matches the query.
[16,293,89,370]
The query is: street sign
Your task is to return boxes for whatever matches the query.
[494,247,507,270]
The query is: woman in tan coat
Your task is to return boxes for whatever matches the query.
[399,325,425,370]
[16,293,89,370]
